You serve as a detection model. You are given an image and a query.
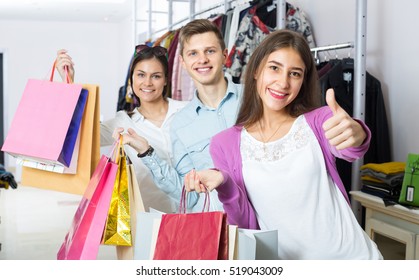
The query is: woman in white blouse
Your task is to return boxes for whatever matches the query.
[56,46,188,214]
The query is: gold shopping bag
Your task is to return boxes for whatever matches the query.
[116,159,146,259]
[102,141,132,246]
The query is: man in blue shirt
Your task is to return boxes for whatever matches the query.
[141,19,243,212]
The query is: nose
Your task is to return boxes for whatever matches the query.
[197,52,209,63]
[277,73,290,89]
[144,75,153,86]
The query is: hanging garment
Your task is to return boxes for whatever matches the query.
[255,2,316,48]
[226,2,316,83]
[209,13,224,30]
[171,38,195,101]
[227,1,252,54]
[226,6,274,83]
[223,8,234,48]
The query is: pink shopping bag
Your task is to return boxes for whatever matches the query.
[1,62,87,167]
[57,140,121,260]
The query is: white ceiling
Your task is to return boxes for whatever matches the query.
[0,0,133,23]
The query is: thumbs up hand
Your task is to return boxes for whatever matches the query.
[322,88,367,150]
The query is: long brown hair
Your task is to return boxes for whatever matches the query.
[235,29,321,127]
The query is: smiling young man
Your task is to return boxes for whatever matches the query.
[140,19,243,212]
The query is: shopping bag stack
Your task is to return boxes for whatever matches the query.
[360,162,405,206]
[57,137,132,260]
[1,60,100,195]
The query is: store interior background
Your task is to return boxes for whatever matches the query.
[0,0,418,259]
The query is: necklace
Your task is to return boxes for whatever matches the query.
[258,117,288,153]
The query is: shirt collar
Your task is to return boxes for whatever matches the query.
[193,73,240,114]
[130,107,145,123]
[130,98,176,123]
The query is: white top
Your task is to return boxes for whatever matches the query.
[101,98,188,213]
[241,115,382,260]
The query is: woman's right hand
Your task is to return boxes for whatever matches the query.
[184,169,224,193]
[112,127,151,155]
[56,49,75,82]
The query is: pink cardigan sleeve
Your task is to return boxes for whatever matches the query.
[209,128,260,229]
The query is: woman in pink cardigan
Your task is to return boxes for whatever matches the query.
[185,30,382,259]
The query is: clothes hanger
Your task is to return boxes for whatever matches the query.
[341,50,355,71]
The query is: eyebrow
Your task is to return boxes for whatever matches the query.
[268,60,305,72]
[136,69,164,75]
[186,46,217,52]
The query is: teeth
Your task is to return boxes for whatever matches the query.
[142,89,153,93]
[196,67,210,72]
[270,89,285,96]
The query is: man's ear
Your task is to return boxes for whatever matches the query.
[179,54,186,68]
[222,48,228,64]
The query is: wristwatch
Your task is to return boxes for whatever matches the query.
[137,146,154,158]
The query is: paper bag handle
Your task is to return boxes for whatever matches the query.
[115,136,126,164]
[51,59,72,84]
[108,136,123,163]
[179,185,210,214]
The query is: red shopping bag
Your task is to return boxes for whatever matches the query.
[57,139,121,260]
[153,189,228,260]
[2,61,87,167]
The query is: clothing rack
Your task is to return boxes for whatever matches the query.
[153,0,235,35]
[137,0,287,39]
[352,0,367,222]
[310,42,354,64]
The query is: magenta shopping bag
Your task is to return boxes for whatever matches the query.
[1,62,87,167]
[57,140,120,260]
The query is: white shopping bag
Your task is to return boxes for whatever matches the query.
[235,228,279,260]
[133,209,164,260]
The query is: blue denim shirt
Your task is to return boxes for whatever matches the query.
[142,74,243,212]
